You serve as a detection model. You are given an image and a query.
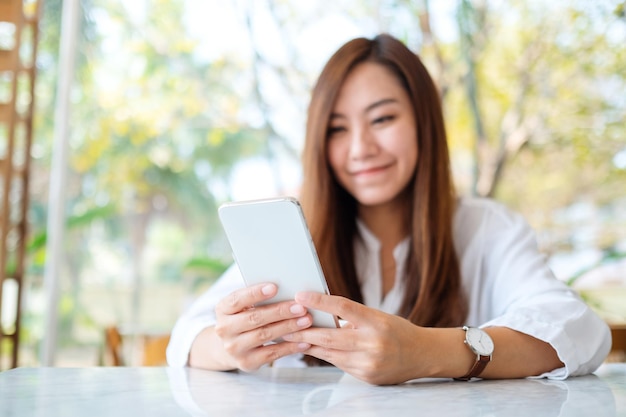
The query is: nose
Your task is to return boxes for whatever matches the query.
[348,127,378,160]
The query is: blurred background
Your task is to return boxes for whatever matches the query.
[0,0,625,368]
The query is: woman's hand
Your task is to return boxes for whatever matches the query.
[283,291,435,385]
[211,283,314,372]
[283,292,565,384]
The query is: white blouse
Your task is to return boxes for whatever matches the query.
[166,197,611,378]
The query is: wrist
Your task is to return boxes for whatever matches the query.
[417,327,478,379]
[455,326,494,380]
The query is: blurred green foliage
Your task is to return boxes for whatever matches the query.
[12,0,625,365]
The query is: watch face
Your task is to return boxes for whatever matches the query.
[466,327,494,356]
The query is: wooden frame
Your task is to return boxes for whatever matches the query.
[0,0,42,370]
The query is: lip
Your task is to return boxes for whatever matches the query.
[349,163,393,177]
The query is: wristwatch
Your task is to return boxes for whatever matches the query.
[455,326,494,381]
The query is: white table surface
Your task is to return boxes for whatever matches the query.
[1,363,625,416]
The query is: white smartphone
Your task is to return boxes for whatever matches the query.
[218,197,339,329]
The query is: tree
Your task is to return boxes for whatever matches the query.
[23,0,625,366]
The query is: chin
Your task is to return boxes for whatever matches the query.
[353,193,398,208]
[350,185,412,209]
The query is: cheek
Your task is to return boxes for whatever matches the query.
[407,140,418,170]
[326,139,345,176]
[399,123,419,166]
[383,126,418,164]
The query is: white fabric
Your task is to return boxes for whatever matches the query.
[166,197,611,378]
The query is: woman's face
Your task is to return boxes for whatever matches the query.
[326,62,418,209]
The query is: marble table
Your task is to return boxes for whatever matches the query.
[1,363,624,416]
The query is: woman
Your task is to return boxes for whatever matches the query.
[167,34,611,385]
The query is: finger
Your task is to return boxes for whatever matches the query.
[223,314,313,360]
[236,341,312,373]
[304,346,376,382]
[294,292,371,327]
[282,327,356,351]
[235,314,314,351]
[303,345,351,368]
[217,283,278,316]
[215,301,309,340]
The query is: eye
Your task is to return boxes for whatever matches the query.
[372,115,395,125]
[327,125,346,138]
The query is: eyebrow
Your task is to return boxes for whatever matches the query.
[330,98,399,120]
[365,98,398,112]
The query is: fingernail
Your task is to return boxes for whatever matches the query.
[283,333,294,341]
[298,343,311,350]
[297,317,310,327]
[290,304,305,315]
[261,284,275,296]
[295,291,311,302]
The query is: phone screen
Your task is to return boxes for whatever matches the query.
[218,197,339,328]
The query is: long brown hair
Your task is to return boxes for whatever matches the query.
[300,34,467,328]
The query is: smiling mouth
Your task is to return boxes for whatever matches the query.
[350,163,392,177]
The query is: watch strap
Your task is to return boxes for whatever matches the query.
[455,326,493,381]
[455,354,490,381]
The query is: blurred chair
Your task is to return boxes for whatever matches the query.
[104,326,125,366]
[609,324,626,362]
[142,332,171,366]
[103,326,170,366]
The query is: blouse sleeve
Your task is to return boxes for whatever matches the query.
[458,199,612,379]
[166,264,245,367]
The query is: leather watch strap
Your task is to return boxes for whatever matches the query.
[455,354,490,381]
